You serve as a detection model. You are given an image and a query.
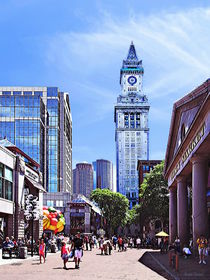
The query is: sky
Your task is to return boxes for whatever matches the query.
[0,0,210,190]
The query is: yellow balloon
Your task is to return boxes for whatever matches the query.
[48,225,56,231]
[57,225,64,232]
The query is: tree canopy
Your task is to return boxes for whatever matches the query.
[90,188,129,236]
[138,161,169,225]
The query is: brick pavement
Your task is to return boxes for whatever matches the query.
[140,251,210,280]
[0,248,165,280]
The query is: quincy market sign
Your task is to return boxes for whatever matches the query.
[169,123,205,184]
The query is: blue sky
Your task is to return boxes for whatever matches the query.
[0,1,210,187]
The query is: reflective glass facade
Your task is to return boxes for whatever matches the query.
[0,93,46,186]
[47,88,60,193]
[0,87,72,197]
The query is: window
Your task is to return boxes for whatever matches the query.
[5,167,13,182]
[47,200,54,207]
[56,200,64,207]
[181,124,186,142]
[5,181,12,200]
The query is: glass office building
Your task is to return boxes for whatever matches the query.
[0,87,72,197]
[0,89,47,188]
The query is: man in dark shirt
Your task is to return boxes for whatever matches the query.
[72,232,83,269]
[3,237,14,258]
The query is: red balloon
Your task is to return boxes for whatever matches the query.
[50,218,58,226]
[43,206,48,210]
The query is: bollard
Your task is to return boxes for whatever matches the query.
[175,254,179,271]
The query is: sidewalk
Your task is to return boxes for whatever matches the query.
[139,250,210,280]
[0,248,59,266]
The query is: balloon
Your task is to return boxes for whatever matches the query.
[50,218,58,226]
[57,225,64,232]
[42,206,65,233]
[48,225,56,231]
[43,210,49,216]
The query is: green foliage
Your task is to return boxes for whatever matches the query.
[90,189,129,235]
[139,161,169,225]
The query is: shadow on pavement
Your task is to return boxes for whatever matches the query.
[139,251,210,280]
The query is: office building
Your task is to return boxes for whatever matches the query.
[137,160,162,187]
[0,87,72,208]
[114,42,150,208]
[73,163,93,198]
[95,159,113,190]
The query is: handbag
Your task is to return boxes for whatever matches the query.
[69,250,74,258]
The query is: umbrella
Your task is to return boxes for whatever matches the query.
[155,231,169,237]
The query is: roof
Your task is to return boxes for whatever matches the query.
[0,138,40,169]
[121,42,143,70]
[164,79,210,176]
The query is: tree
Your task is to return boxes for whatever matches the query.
[90,189,129,236]
[139,161,169,228]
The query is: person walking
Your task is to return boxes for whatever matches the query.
[197,234,208,264]
[136,237,141,249]
[174,236,181,254]
[39,239,45,264]
[72,232,83,269]
[42,233,49,258]
[61,241,70,269]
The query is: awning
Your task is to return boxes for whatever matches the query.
[25,176,46,192]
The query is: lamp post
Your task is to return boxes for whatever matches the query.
[24,194,40,257]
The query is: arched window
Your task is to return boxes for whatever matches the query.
[181,124,186,142]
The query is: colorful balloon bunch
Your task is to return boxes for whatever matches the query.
[43,206,65,234]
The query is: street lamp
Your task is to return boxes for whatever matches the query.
[24,194,40,257]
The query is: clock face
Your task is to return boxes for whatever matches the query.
[128,76,137,86]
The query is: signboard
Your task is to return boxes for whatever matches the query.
[169,123,206,183]
[25,166,39,182]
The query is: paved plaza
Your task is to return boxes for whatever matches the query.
[0,248,165,280]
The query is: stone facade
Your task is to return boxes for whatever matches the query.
[114,42,149,208]
[164,79,210,249]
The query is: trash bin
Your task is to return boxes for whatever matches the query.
[51,244,56,253]
[19,247,27,259]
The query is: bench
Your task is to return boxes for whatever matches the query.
[2,247,18,259]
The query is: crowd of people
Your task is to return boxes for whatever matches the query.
[1,232,209,268]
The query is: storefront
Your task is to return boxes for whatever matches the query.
[0,140,45,244]
[68,195,102,236]
[164,79,210,249]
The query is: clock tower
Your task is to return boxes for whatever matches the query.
[114,42,150,208]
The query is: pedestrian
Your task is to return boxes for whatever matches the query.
[174,236,181,254]
[118,236,123,252]
[2,236,14,258]
[108,240,112,255]
[182,244,191,259]
[197,234,208,264]
[136,237,141,249]
[61,241,70,269]
[39,239,45,264]
[72,232,83,269]
[42,233,49,258]
[99,236,104,255]
[112,235,117,250]
[124,237,128,251]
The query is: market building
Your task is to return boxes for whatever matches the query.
[66,195,102,235]
[0,139,45,245]
[164,79,210,248]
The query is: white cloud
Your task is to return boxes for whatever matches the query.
[46,7,210,102]
[44,6,210,163]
